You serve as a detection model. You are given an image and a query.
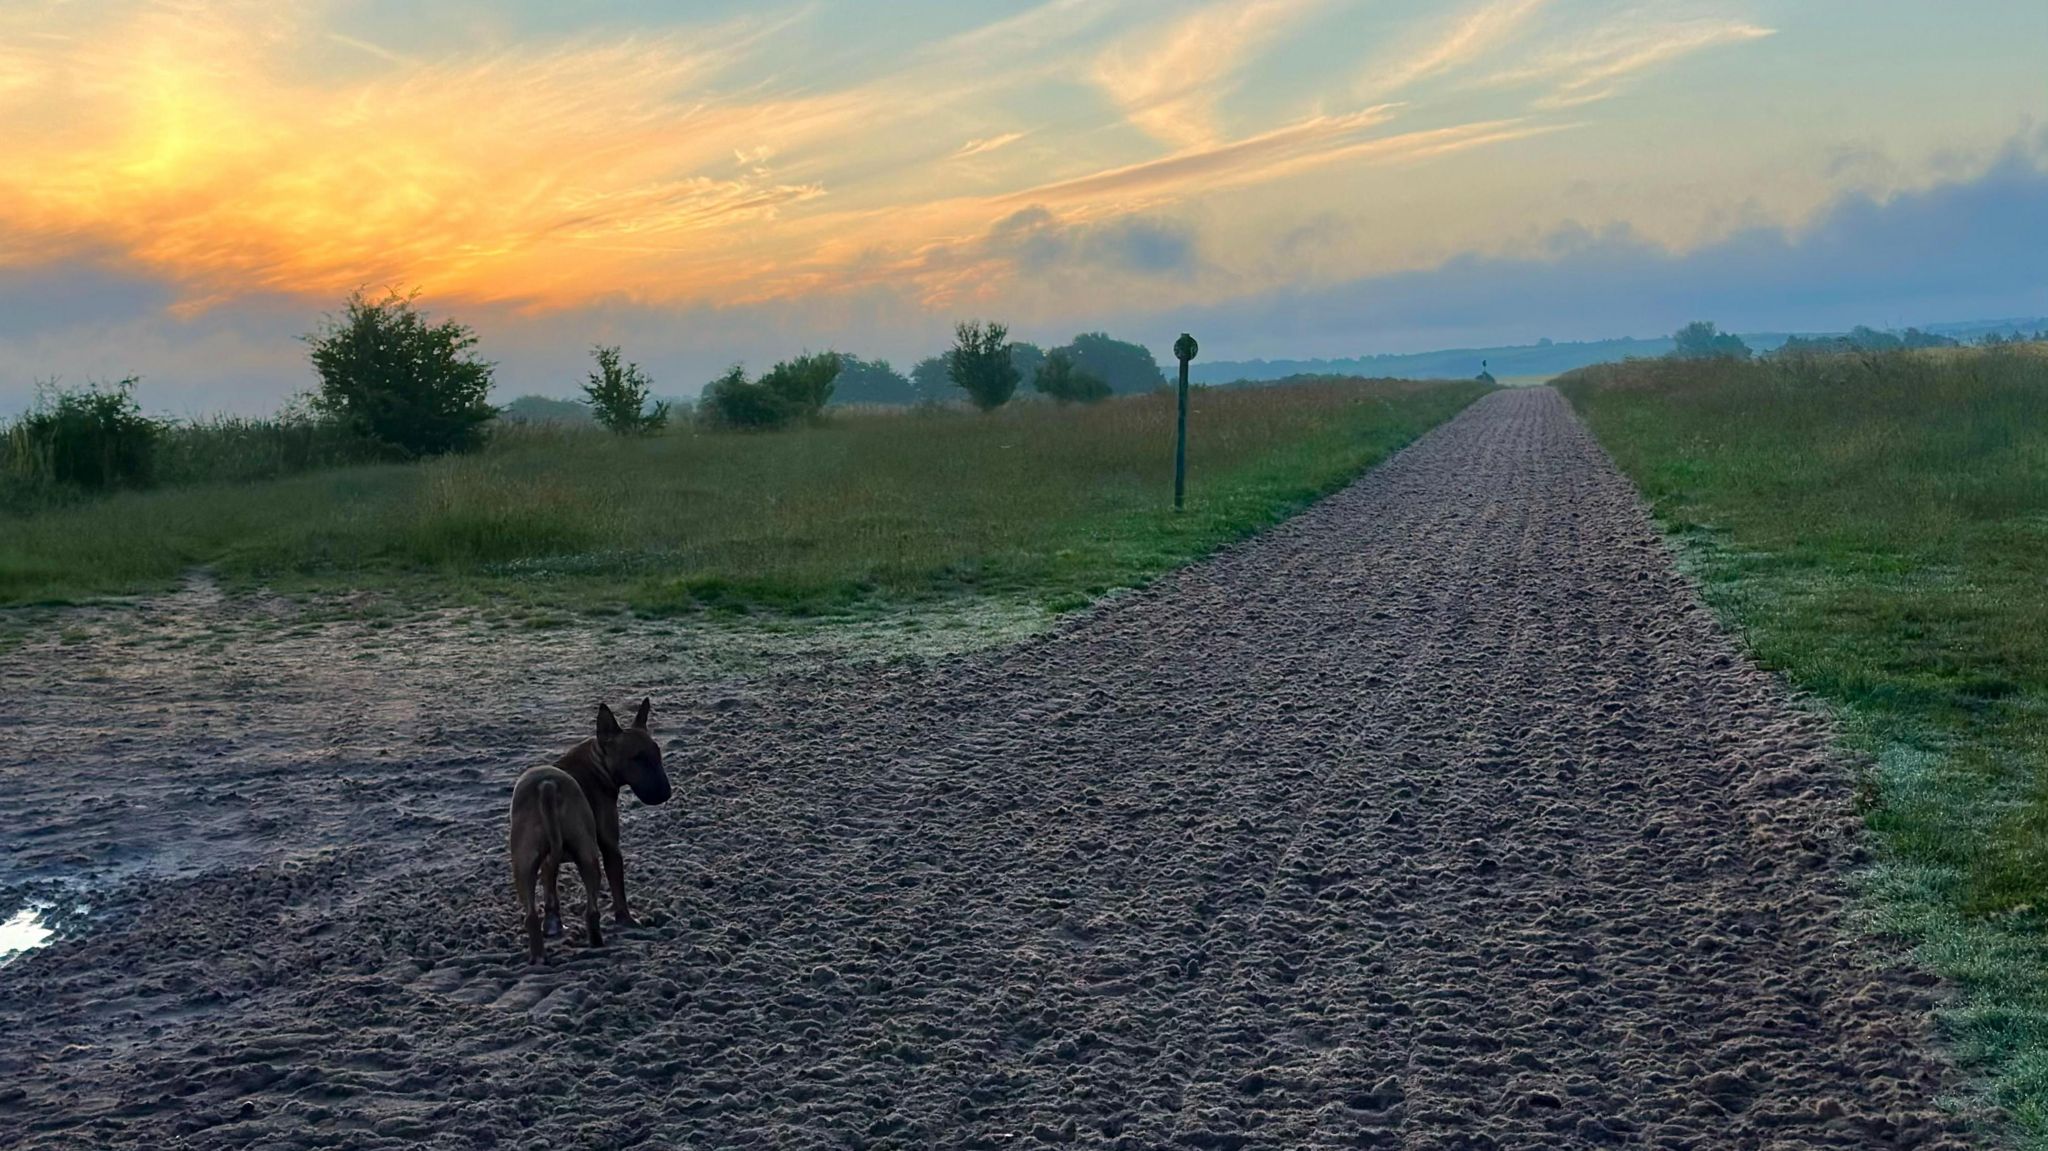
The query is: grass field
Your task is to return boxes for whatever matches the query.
[1560,348,2048,1142]
[0,378,1489,615]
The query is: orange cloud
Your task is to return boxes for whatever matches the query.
[0,0,1702,318]
[0,3,863,308]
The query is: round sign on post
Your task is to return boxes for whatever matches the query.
[1173,333,1197,511]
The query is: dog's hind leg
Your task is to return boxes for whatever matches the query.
[513,851,545,964]
[573,848,605,949]
[541,854,564,938]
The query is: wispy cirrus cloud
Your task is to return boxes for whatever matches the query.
[995,108,1565,212]
[954,133,1027,159]
[1092,0,1327,147]
[1358,0,1552,98]
[1491,17,1777,108]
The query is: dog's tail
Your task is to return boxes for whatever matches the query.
[537,778,565,861]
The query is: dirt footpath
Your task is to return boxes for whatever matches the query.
[0,389,1963,1149]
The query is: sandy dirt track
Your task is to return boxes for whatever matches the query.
[0,389,1964,1149]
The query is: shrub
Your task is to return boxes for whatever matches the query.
[948,320,1021,411]
[3,378,162,492]
[582,345,668,434]
[306,289,497,457]
[1033,351,1112,404]
[698,365,780,430]
[698,354,840,431]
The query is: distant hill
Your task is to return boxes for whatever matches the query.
[1191,317,2048,385]
[498,394,691,424]
[498,394,594,424]
[1189,337,1671,385]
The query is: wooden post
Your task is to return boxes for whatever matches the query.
[1173,333,1197,511]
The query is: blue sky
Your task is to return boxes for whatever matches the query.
[2,0,2044,412]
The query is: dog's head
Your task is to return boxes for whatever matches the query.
[597,697,671,805]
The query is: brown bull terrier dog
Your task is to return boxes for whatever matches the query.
[508,698,673,963]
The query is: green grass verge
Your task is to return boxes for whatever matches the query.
[0,378,1489,615]
[1559,348,2048,1144]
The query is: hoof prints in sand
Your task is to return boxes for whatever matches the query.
[0,390,1962,1148]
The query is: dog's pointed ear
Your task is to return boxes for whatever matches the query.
[596,702,623,741]
[632,697,652,729]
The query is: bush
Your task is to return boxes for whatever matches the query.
[698,353,841,430]
[1033,351,1112,404]
[306,289,497,457]
[699,365,780,430]
[3,378,162,492]
[582,345,668,434]
[948,320,1021,411]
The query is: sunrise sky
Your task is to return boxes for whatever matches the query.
[3,0,2045,411]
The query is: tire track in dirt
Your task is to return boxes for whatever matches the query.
[0,389,1965,1148]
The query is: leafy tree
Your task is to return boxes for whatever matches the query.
[1032,351,1112,404]
[1847,325,1903,352]
[1776,325,1962,359]
[306,290,496,457]
[831,356,919,406]
[1669,321,1752,361]
[1898,327,1958,350]
[582,345,668,434]
[948,320,1021,411]
[1008,341,1047,386]
[1054,332,1168,394]
[910,356,952,404]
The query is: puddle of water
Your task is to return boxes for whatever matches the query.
[0,902,54,966]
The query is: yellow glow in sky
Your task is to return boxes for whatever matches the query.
[0,0,2040,325]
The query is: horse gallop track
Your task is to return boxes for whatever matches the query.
[0,389,1963,1149]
